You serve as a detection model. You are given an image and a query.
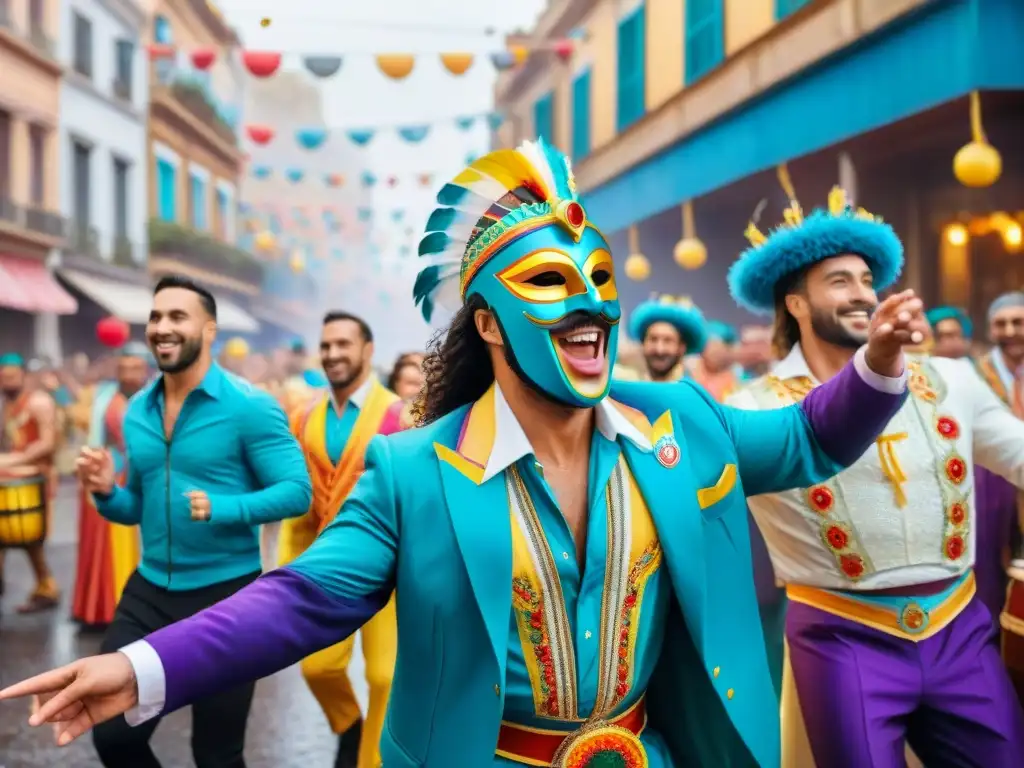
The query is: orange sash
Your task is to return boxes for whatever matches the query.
[298,380,400,534]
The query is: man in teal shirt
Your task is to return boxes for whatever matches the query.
[73,275,311,768]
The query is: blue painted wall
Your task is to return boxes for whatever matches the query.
[585,0,1024,235]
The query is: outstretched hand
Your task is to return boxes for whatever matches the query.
[864,289,928,378]
[0,653,139,746]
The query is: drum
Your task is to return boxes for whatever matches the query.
[0,468,48,548]
[1001,565,1024,704]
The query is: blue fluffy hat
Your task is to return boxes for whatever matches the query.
[925,306,973,338]
[628,295,707,352]
[727,186,904,315]
[705,320,738,345]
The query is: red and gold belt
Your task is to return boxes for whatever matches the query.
[495,697,648,767]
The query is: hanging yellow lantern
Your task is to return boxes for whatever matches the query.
[624,225,650,281]
[953,91,1002,188]
[289,249,305,273]
[376,54,416,80]
[673,201,707,270]
[625,254,651,281]
[254,230,276,252]
[224,337,249,359]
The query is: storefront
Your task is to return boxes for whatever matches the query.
[0,253,78,357]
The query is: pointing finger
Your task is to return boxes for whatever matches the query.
[31,680,87,726]
[0,666,75,702]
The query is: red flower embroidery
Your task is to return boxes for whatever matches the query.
[945,457,966,485]
[807,485,835,514]
[825,525,849,551]
[948,502,967,526]
[945,535,965,561]
[840,554,865,579]
[936,416,960,440]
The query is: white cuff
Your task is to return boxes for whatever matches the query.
[120,640,166,727]
[853,346,908,394]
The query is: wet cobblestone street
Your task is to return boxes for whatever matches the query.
[1,481,367,768]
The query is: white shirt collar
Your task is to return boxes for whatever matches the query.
[990,347,1016,392]
[329,374,375,413]
[772,343,815,382]
[481,384,653,483]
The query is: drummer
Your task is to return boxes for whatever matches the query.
[0,352,60,613]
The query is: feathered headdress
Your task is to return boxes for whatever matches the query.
[413,139,586,322]
[729,184,904,315]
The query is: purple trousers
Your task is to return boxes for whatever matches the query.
[975,466,1019,622]
[787,595,1024,767]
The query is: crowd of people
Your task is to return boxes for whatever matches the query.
[0,140,1021,768]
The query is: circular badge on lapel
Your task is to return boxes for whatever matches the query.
[653,435,680,469]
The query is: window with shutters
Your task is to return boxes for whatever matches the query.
[616,4,646,132]
[571,69,592,161]
[776,0,812,18]
[685,0,724,84]
[533,92,554,144]
[73,12,93,78]
[157,159,176,222]
[190,173,207,230]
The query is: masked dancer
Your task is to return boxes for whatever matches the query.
[3,141,922,768]
[727,187,1024,767]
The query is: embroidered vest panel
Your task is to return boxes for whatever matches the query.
[747,357,972,588]
[507,457,662,722]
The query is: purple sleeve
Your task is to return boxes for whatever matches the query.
[799,357,907,467]
[147,567,391,714]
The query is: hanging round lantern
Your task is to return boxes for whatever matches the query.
[96,316,130,348]
[673,238,707,270]
[289,250,305,273]
[673,201,707,270]
[624,225,649,281]
[624,254,650,281]
[224,337,249,359]
[953,91,1002,188]
[254,230,276,252]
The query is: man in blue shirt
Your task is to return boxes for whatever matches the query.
[74,275,312,768]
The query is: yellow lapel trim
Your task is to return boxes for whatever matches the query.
[650,410,674,446]
[434,385,498,484]
[697,463,738,510]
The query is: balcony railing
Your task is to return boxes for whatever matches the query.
[25,207,66,239]
[149,218,263,286]
[113,78,132,103]
[169,81,237,145]
[112,235,136,266]
[69,221,100,258]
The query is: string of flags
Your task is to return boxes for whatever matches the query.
[243,157,479,189]
[146,43,577,80]
[242,114,502,150]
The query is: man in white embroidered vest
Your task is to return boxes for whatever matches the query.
[726,187,1024,767]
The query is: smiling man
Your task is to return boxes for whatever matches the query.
[727,189,1024,767]
[3,143,923,768]
[277,310,404,768]
[70,275,311,768]
[629,295,707,382]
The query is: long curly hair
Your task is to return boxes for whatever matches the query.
[412,295,494,426]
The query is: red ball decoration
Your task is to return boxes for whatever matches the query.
[242,50,282,78]
[552,39,575,61]
[566,201,585,228]
[96,316,130,349]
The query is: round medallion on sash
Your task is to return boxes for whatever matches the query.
[653,435,680,469]
[552,722,648,768]
[898,602,930,635]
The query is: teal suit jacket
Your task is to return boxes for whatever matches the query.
[144,364,906,766]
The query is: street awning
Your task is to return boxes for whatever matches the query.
[59,269,260,333]
[215,296,260,334]
[0,255,78,315]
[58,269,153,324]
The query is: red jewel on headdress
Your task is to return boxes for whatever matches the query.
[565,201,585,228]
